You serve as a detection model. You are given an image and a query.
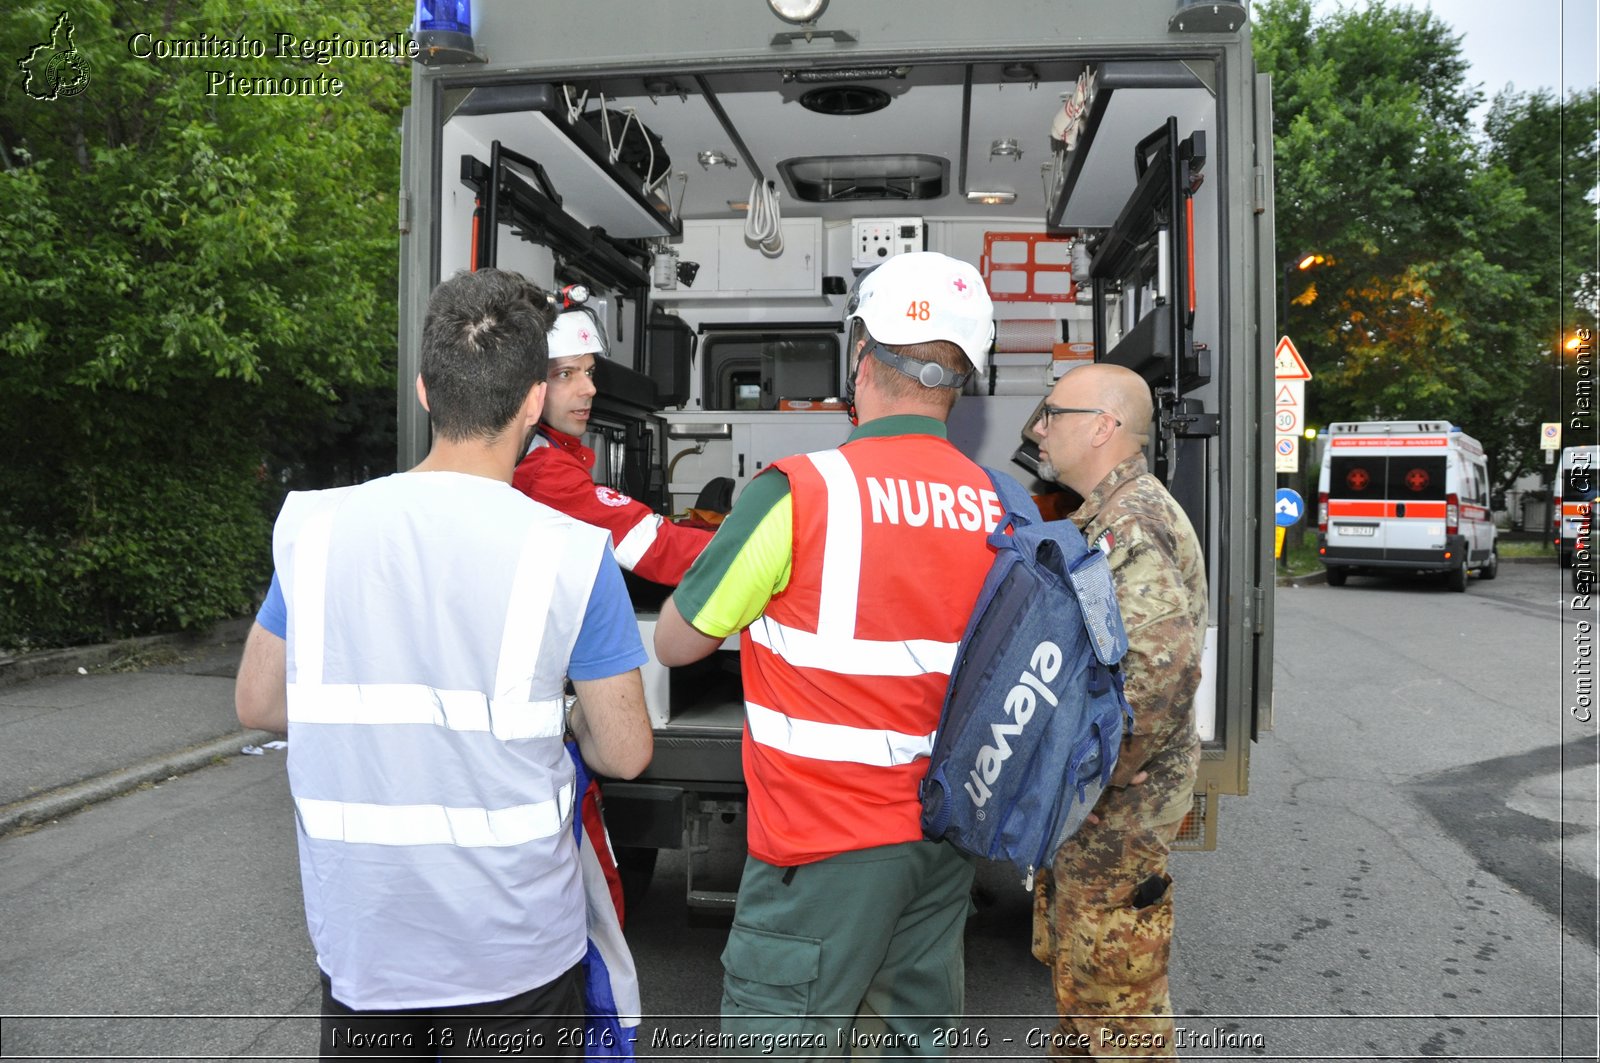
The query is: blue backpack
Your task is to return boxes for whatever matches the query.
[920,468,1133,886]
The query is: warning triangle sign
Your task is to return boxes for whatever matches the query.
[1275,337,1312,380]
[1276,384,1298,406]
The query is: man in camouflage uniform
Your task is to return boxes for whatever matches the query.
[1027,362,1208,1058]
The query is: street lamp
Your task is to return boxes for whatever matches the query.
[1280,252,1332,340]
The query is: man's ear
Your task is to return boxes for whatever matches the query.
[414,374,430,412]
[1088,411,1118,450]
[524,379,548,426]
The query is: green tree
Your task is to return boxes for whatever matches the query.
[1484,86,1600,443]
[1255,0,1558,492]
[0,1,410,647]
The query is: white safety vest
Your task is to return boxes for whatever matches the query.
[274,471,608,1010]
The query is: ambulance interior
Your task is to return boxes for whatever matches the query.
[431,56,1228,747]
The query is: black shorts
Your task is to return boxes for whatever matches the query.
[318,964,585,1060]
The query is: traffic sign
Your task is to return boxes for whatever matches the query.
[1540,422,1562,450]
[1274,488,1305,527]
[1275,435,1298,472]
[1275,343,1309,471]
[1274,336,1312,380]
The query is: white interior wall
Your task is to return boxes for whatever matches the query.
[439,121,558,286]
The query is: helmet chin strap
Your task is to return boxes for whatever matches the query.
[845,348,864,426]
[866,340,973,390]
[846,340,971,426]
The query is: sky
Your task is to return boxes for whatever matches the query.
[1309,0,1598,127]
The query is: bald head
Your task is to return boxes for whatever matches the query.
[1068,364,1153,448]
[1032,363,1154,496]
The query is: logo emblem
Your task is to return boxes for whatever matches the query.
[1403,468,1431,493]
[19,12,90,102]
[1346,468,1370,492]
[962,642,1062,807]
[594,486,630,508]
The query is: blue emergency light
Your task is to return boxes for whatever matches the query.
[415,1,475,63]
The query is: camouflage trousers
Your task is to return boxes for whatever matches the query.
[1030,755,1197,1058]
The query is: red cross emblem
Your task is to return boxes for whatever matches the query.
[1346,468,1370,492]
[1404,468,1430,493]
[578,327,594,344]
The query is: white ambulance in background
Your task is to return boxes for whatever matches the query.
[1554,445,1597,568]
[1317,421,1499,591]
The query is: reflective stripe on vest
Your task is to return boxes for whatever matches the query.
[747,700,934,767]
[813,449,863,634]
[295,786,575,848]
[287,685,566,740]
[745,617,958,677]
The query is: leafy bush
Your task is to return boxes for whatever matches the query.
[0,459,271,649]
[0,1,407,649]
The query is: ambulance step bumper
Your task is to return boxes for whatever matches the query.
[1321,538,1469,572]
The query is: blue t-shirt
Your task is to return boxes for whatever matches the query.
[256,542,644,682]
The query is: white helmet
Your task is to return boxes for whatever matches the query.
[548,310,607,361]
[844,252,995,374]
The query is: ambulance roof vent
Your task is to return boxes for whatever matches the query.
[797,85,892,116]
[778,154,947,203]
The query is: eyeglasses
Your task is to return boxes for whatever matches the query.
[1036,405,1123,431]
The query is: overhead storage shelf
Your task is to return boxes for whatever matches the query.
[1046,62,1213,232]
[452,83,680,240]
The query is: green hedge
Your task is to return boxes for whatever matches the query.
[0,457,271,649]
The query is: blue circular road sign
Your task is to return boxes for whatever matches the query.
[1274,488,1306,527]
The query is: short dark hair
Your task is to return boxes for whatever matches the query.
[861,337,971,415]
[419,269,556,442]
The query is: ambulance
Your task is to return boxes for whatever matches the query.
[1317,421,1499,591]
[398,0,1278,908]
[1554,445,1597,568]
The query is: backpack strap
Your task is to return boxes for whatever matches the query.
[980,465,1041,546]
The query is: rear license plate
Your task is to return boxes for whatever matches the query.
[1338,524,1377,537]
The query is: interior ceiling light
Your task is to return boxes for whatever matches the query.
[727,200,751,211]
[697,150,739,169]
[784,66,910,83]
[799,85,891,116]
[966,191,1017,206]
[1001,62,1038,82]
[643,76,684,101]
[768,0,829,23]
[989,137,1024,161]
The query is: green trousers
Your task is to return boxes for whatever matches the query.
[719,839,975,1059]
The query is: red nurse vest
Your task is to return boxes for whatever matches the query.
[741,433,1002,866]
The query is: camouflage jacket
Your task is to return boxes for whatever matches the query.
[1070,454,1207,786]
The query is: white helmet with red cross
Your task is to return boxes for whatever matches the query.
[548,310,607,361]
[844,251,994,375]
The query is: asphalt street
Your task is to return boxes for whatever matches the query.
[0,560,1595,1061]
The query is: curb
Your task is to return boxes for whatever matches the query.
[0,617,254,690]
[0,728,277,838]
